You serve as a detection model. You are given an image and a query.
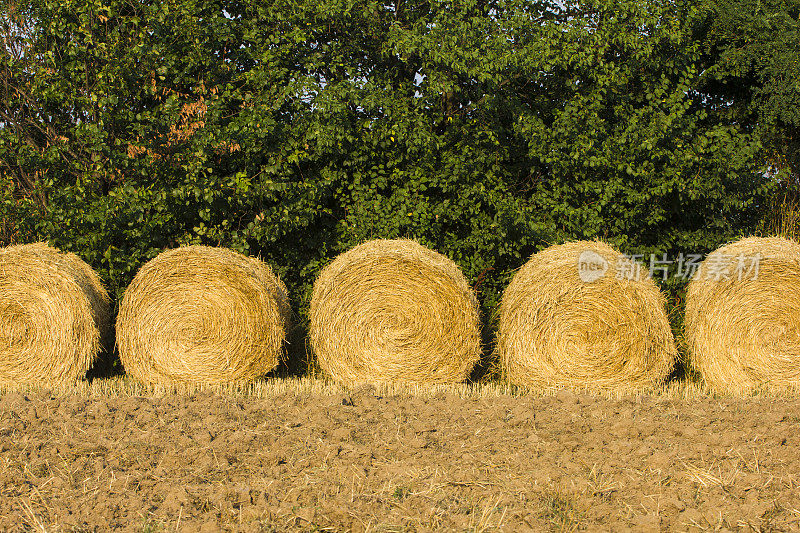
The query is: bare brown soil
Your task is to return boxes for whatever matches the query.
[1,386,799,532]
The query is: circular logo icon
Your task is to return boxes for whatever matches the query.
[578,250,608,283]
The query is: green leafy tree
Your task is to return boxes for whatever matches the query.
[0,0,780,348]
[701,0,800,183]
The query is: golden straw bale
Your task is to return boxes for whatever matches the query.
[309,239,482,386]
[117,246,290,384]
[0,242,111,384]
[685,236,800,394]
[497,240,677,393]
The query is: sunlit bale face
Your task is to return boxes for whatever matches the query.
[686,236,800,395]
[309,239,482,386]
[497,240,677,394]
[0,243,111,385]
[117,246,290,385]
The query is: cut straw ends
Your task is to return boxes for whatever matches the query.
[0,242,111,384]
[309,239,482,386]
[117,246,290,385]
[685,236,800,395]
[497,240,677,393]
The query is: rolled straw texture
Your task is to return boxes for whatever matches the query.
[309,239,482,386]
[497,240,677,393]
[0,242,111,384]
[117,246,290,384]
[685,236,800,394]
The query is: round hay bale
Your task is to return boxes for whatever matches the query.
[497,240,677,393]
[309,239,482,386]
[0,242,111,384]
[117,246,290,384]
[685,236,800,394]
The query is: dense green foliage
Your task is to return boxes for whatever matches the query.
[1,0,794,327]
[701,0,800,187]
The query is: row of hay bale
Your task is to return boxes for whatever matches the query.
[1,237,798,394]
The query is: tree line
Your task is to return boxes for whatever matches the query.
[1,0,798,319]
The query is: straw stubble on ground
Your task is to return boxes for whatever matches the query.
[1,383,799,532]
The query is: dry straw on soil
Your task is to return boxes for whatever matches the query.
[117,246,290,385]
[497,241,677,393]
[685,236,800,395]
[0,242,111,384]
[309,239,482,386]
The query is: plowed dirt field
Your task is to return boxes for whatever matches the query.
[1,384,799,532]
